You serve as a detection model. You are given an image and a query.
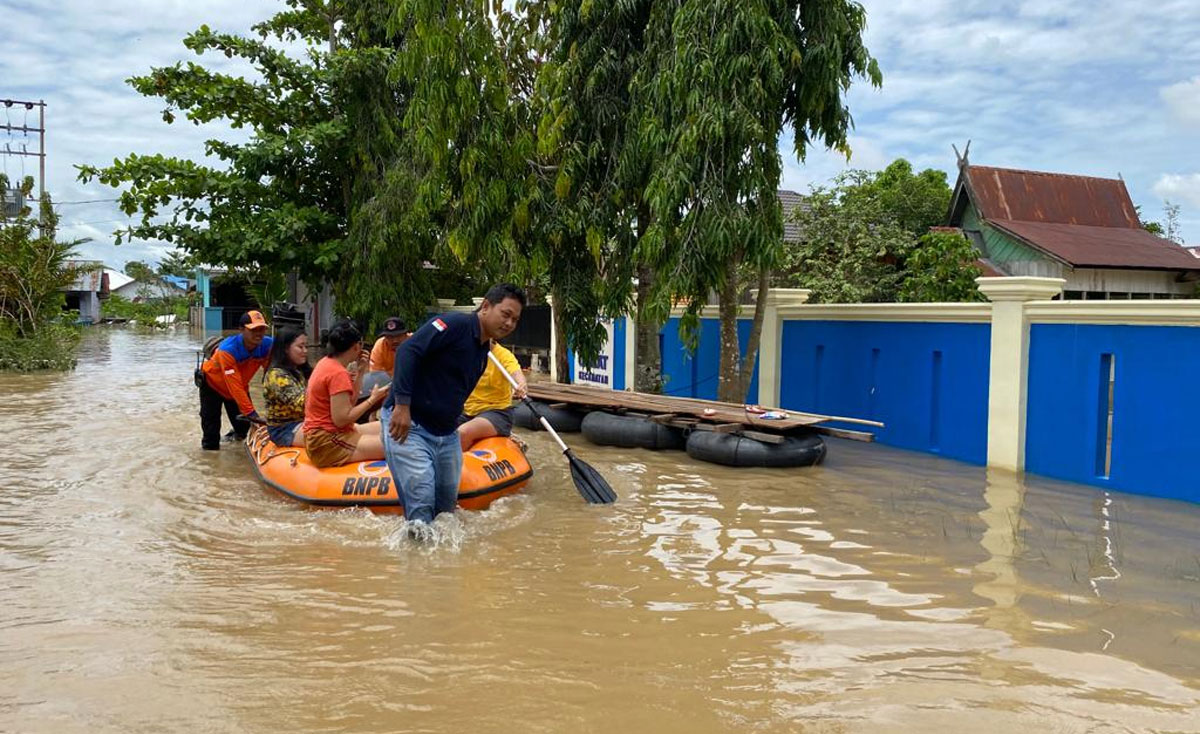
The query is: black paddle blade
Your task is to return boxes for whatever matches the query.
[566,449,617,504]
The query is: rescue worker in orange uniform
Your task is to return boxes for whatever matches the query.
[199,310,274,450]
[368,316,412,377]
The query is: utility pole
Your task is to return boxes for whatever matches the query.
[1,98,47,218]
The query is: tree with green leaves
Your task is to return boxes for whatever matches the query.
[123,260,157,282]
[339,0,542,328]
[779,178,912,303]
[157,248,196,278]
[638,0,880,402]
[0,175,83,371]
[78,6,350,287]
[839,159,952,236]
[898,229,985,303]
[778,159,962,304]
[535,0,662,388]
[537,0,881,400]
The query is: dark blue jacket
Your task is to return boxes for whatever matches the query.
[384,311,490,435]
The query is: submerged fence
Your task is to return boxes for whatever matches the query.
[557,279,1200,505]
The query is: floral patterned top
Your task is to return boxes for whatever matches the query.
[263,367,307,425]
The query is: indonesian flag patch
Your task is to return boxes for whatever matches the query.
[432,318,447,332]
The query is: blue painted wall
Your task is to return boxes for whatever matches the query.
[659,317,760,402]
[778,320,991,464]
[612,317,627,391]
[203,307,223,332]
[1026,324,1200,503]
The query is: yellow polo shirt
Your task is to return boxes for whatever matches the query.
[463,344,520,416]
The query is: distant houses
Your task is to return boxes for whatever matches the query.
[948,162,1198,299]
[62,261,107,324]
[59,264,193,324]
[110,273,188,301]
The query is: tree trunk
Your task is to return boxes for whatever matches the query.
[738,266,771,401]
[552,285,571,384]
[634,262,662,393]
[716,257,743,403]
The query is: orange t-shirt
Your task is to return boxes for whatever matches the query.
[303,357,355,434]
[369,336,396,376]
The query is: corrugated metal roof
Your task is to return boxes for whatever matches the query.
[990,219,1200,270]
[966,166,1141,228]
[950,164,1198,270]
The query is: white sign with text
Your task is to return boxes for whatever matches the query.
[572,319,615,389]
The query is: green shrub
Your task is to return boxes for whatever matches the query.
[101,294,177,328]
[0,322,80,372]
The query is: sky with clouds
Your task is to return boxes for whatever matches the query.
[3,0,1200,270]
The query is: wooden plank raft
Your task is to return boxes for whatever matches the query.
[525,383,882,442]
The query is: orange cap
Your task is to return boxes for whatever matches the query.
[240,310,268,330]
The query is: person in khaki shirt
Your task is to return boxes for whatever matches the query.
[456,342,527,450]
[368,317,412,377]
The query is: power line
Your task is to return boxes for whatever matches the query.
[53,198,121,206]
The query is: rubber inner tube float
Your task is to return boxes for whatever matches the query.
[513,400,584,432]
[685,430,826,468]
[580,411,686,451]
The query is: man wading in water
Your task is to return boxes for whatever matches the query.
[381,284,525,530]
[197,310,274,450]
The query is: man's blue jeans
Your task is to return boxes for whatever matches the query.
[380,405,463,524]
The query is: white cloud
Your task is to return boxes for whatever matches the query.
[1152,174,1200,209]
[5,0,1200,255]
[1161,77,1200,128]
[1,0,273,268]
[770,0,1200,239]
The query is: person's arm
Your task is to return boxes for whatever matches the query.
[388,316,453,442]
[212,350,259,418]
[329,382,389,428]
[350,348,369,396]
[496,345,526,400]
[508,369,527,400]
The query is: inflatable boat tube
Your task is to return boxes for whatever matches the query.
[245,427,532,513]
[581,411,686,451]
[513,401,584,433]
[685,431,826,468]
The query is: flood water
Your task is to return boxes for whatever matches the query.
[2,328,1198,733]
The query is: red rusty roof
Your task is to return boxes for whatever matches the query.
[989,219,1200,270]
[966,166,1141,227]
[953,165,1198,271]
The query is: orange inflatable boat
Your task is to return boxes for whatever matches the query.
[244,426,533,514]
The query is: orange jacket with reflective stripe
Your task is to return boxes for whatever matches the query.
[201,334,273,416]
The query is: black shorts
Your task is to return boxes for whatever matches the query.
[458,408,513,436]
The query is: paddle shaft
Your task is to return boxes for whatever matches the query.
[486,350,569,453]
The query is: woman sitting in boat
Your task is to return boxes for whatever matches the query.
[262,327,312,448]
[303,320,390,467]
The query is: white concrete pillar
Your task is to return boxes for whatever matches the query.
[623,314,636,391]
[976,276,1065,472]
[546,294,559,383]
[752,288,811,407]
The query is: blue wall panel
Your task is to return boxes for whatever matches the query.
[203,307,223,332]
[659,317,759,402]
[778,321,991,464]
[613,317,627,391]
[1026,324,1200,502]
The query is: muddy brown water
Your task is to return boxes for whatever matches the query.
[1,328,1198,733]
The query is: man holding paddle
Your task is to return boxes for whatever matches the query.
[381,284,526,528]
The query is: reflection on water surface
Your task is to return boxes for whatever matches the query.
[1,328,1198,732]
